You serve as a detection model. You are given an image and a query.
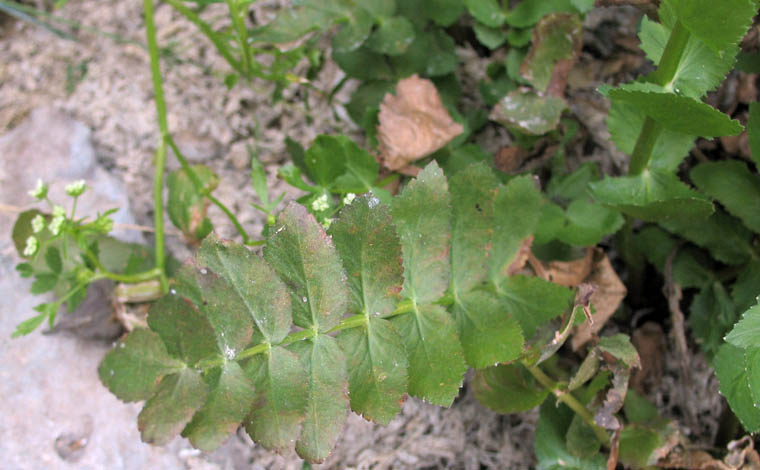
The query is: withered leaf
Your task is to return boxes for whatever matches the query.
[377,75,464,171]
[572,251,627,350]
[545,248,594,287]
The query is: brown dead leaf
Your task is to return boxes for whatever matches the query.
[494,146,529,173]
[572,251,627,351]
[377,75,463,171]
[545,248,595,287]
[630,321,666,395]
[659,448,731,470]
[507,236,535,276]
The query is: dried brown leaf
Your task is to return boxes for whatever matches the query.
[507,236,535,276]
[630,321,666,395]
[377,75,463,171]
[572,251,627,351]
[545,248,594,287]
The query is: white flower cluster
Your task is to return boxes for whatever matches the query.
[49,206,66,236]
[28,179,48,200]
[311,194,329,212]
[342,193,356,205]
[23,236,39,257]
[65,179,87,197]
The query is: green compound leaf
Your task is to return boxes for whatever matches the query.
[745,347,760,410]
[639,11,736,99]
[497,275,573,339]
[473,21,508,49]
[473,363,549,413]
[392,162,451,305]
[535,400,607,470]
[691,161,760,233]
[588,169,714,222]
[167,165,217,242]
[453,290,524,368]
[732,262,760,313]
[490,89,567,135]
[265,203,349,332]
[289,335,349,463]
[554,199,625,247]
[465,0,505,28]
[490,175,543,282]
[660,210,754,266]
[365,16,415,56]
[147,272,221,367]
[391,304,466,406]
[449,162,500,295]
[690,281,737,357]
[598,334,641,368]
[338,316,408,424]
[197,236,292,343]
[243,346,308,452]
[669,0,756,55]
[304,135,379,194]
[45,246,62,274]
[715,343,760,433]
[726,301,760,349]
[99,328,184,402]
[606,100,695,172]
[137,368,207,446]
[330,195,403,316]
[520,13,582,93]
[331,8,373,54]
[607,85,743,137]
[181,362,255,451]
[749,102,760,168]
[505,0,578,28]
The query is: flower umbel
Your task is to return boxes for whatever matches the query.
[342,193,356,206]
[49,206,66,236]
[311,194,329,212]
[28,179,48,200]
[31,215,46,234]
[23,236,39,257]
[65,180,87,197]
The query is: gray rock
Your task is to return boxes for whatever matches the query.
[0,108,197,469]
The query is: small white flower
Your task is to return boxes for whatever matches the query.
[321,218,333,230]
[49,215,65,236]
[31,214,46,234]
[28,179,48,200]
[65,179,87,197]
[52,205,66,218]
[342,193,356,205]
[23,236,39,257]
[311,194,329,212]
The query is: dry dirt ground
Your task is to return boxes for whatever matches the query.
[0,1,728,469]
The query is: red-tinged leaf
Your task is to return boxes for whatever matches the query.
[338,316,409,424]
[391,304,466,406]
[392,162,451,305]
[265,203,349,332]
[244,346,308,452]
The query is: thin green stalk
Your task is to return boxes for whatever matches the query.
[164,0,244,75]
[145,0,169,293]
[627,20,691,175]
[527,364,611,446]
[226,0,252,78]
[166,135,252,244]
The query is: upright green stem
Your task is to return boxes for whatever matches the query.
[627,21,691,175]
[226,0,252,78]
[527,365,611,446]
[145,0,169,293]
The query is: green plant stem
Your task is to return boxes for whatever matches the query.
[627,20,691,175]
[226,0,252,78]
[145,0,169,293]
[526,364,611,446]
[164,0,244,75]
[204,293,458,371]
